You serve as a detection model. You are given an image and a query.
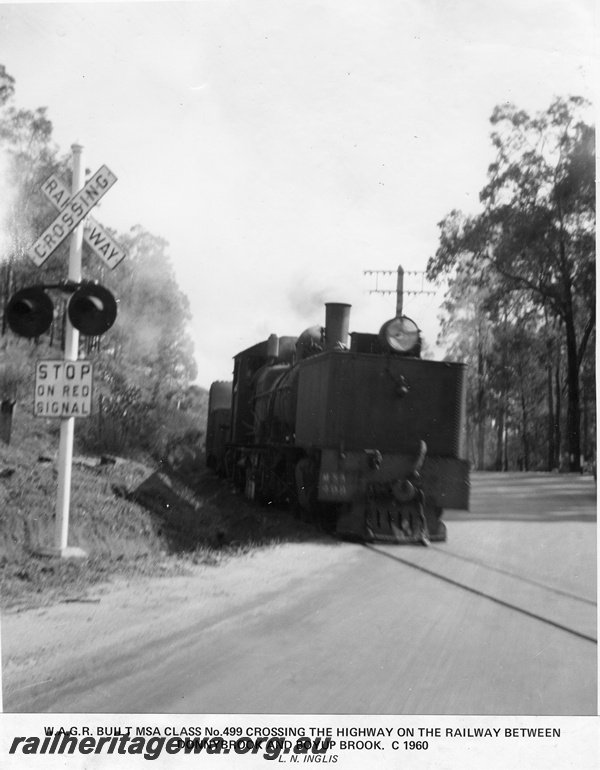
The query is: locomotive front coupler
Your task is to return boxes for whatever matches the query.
[398,440,427,496]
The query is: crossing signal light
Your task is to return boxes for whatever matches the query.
[67,282,117,336]
[5,282,117,338]
[5,286,54,338]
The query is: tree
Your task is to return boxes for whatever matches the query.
[79,225,200,457]
[0,70,65,318]
[0,65,205,462]
[98,225,197,389]
[428,96,595,472]
[435,266,494,469]
[0,65,15,107]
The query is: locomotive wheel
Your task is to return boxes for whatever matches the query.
[293,457,319,522]
[258,454,291,507]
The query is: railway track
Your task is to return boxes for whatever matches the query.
[3,473,595,715]
[367,540,597,644]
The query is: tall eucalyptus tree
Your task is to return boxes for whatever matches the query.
[428,97,595,471]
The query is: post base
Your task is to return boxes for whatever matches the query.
[36,546,89,560]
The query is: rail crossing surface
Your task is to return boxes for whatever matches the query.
[2,472,596,715]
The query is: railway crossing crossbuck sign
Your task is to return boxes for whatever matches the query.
[40,173,126,269]
[27,165,118,267]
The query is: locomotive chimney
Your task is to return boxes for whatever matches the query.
[324,303,351,350]
[267,333,280,360]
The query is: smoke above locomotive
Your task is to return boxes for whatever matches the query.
[206,303,469,544]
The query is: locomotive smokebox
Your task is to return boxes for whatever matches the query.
[325,303,351,350]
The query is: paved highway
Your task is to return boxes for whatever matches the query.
[3,472,596,715]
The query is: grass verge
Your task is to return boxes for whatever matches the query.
[0,404,318,612]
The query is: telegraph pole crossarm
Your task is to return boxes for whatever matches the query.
[364,264,436,317]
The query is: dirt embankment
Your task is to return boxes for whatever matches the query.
[0,406,317,612]
[0,410,338,712]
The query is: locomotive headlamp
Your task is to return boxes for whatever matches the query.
[379,316,421,356]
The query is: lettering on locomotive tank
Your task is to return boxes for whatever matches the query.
[205,302,469,544]
[320,471,348,499]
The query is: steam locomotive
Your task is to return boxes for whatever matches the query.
[206,303,469,544]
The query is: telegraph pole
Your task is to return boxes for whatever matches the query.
[364,264,435,315]
[396,266,404,316]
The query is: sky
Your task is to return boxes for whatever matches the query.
[0,0,596,388]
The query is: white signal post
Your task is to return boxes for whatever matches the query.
[27,146,122,558]
[42,144,87,558]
